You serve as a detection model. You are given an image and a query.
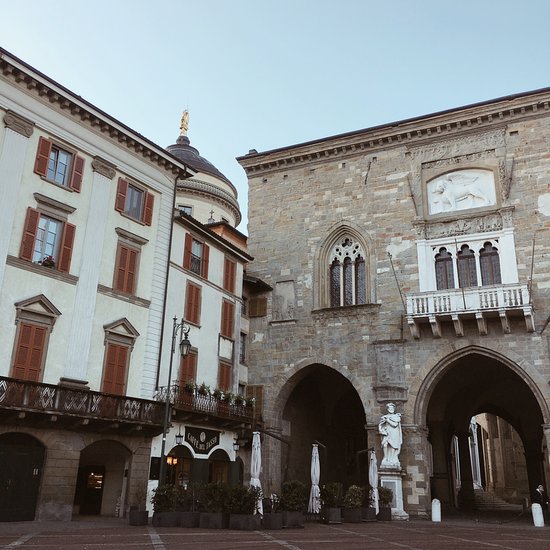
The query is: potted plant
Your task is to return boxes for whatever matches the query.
[199,482,229,529]
[361,484,377,521]
[227,485,262,530]
[128,481,149,525]
[197,382,210,397]
[279,480,307,528]
[234,394,245,406]
[377,486,393,521]
[151,483,179,527]
[320,482,343,524]
[262,493,283,530]
[183,380,196,394]
[176,483,201,527]
[212,388,224,400]
[342,485,363,523]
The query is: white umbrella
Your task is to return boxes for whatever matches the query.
[308,444,321,514]
[250,431,263,515]
[369,448,379,514]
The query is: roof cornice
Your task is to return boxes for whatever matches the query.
[237,88,550,175]
[0,47,196,178]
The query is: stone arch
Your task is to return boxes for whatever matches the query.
[314,220,376,308]
[412,342,550,426]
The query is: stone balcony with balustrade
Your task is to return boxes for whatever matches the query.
[405,282,534,338]
[0,376,164,436]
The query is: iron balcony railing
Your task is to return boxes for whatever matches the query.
[155,384,254,423]
[406,282,531,317]
[0,376,164,425]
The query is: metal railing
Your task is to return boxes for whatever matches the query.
[155,384,254,423]
[406,283,530,317]
[0,376,164,424]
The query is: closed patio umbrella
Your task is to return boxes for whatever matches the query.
[369,448,379,514]
[250,431,263,514]
[308,443,321,514]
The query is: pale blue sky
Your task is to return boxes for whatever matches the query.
[2,0,550,231]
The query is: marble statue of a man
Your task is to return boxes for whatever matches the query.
[378,402,402,468]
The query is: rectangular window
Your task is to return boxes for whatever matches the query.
[239,332,247,364]
[248,297,267,317]
[12,322,47,382]
[34,136,84,191]
[20,207,75,272]
[178,205,193,216]
[179,349,197,385]
[223,257,237,293]
[218,360,232,392]
[221,299,235,339]
[183,233,209,278]
[114,243,139,294]
[115,178,154,225]
[102,342,129,395]
[184,282,202,325]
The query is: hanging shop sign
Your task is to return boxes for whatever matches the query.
[185,427,220,454]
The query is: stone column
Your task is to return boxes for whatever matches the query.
[456,431,476,510]
[0,111,34,288]
[429,421,452,505]
[63,158,116,384]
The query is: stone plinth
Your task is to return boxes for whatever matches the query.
[379,467,409,521]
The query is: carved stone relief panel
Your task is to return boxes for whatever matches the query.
[373,342,408,403]
[272,280,296,321]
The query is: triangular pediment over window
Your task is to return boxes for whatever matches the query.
[15,294,61,325]
[103,318,140,340]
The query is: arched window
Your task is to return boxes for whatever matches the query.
[435,248,454,290]
[457,245,477,288]
[479,242,502,285]
[328,237,367,307]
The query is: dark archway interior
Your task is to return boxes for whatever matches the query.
[426,353,544,509]
[282,365,366,487]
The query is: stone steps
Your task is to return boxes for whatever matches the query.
[474,489,523,511]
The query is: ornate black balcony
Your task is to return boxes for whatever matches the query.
[0,376,164,436]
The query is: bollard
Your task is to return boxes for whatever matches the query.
[431,498,441,522]
[531,503,544,527]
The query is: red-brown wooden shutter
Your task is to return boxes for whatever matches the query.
[115,178,128,212]
[34,137,52,177]
[114,244,138,294]
[179,351,197,385]
[185,283,201,325]
[102,343,129,395]
[249,297,267,317]
[58,222,76,273]
[201,244,210,279]
[183,233,193,269]
[19,208,40,261]
[218,361,232,392]
[70,155,85,192]
[221,300,234,338]
[224,258,236,293]
[143,192,154,225]
[12,323,46,382]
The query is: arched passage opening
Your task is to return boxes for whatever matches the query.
[424,351,546,511]
[0,432,45,521]
[74,440,130,516]
[280,364,367,488]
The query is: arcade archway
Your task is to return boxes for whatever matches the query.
[423,350,547,510]
[280,364,366,487]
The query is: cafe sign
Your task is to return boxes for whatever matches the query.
[185,427,220,455]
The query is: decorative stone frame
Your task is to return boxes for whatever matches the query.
[112,227,148,296]
[314,222,376,309]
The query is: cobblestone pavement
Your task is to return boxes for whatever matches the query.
[1,516,550,549]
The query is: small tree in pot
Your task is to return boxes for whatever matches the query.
[227,485,262,530]
[361,484,377,521]
[151,484,179,527]
[342,485,363,523]
[377,485,393,521]
[320,482,343,524]
[280,480,307,528]
[176,483,201,527]
[199,482,229,529]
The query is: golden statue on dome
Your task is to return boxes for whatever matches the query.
[180,110,189,136]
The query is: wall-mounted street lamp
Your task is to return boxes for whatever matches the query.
[159,316,191,485]
[175,427,184,446]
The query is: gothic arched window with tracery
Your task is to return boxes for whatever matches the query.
[329,237,367,307]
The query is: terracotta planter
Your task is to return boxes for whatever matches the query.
[178,511,200,527]
[128,509,149,526]
[323,507,342,524]
[229,513,262,530]
[342,508,362,523]
[377,507,392,521]
[262,512,283,530]
[283,510,305,528]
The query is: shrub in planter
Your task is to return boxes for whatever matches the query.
[377,486,393,521]
[151,484,179,527]
[321,482,343,524]
[262,493,283,530]
[342,485,363,523]
[227,485,262,530]
[280,481,307,528]
[199,483,229,529]
[176,484,201,527]
[361,484,376,521]
[128,482,149,525]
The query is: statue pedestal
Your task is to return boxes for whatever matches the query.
[379,467,409,521]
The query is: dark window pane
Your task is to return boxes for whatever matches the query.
[330,260,340,307]
[343,257,353,306]
[355,256,366,304]
[457,245,477,288]
[479,242,501,285]
[435,248,454,290]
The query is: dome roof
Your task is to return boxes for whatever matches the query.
[167,135,231,185]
